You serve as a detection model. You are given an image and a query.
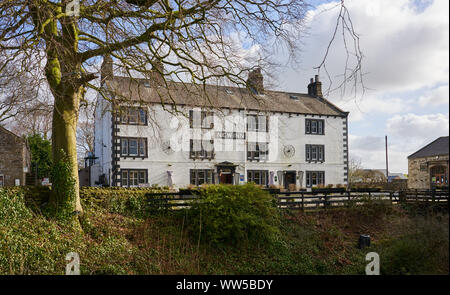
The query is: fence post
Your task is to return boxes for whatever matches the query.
[347,191,351,208]
[301,192,305,212]
[416,189,418,203]
[389,191,393,204]
[432,189,436,203]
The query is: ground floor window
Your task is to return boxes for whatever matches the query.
[430,165,448,186]
[247,170,269,186]
[121,169,148,187]
[306,171,325,188]
[190,169,215,186]
[0,174,4,187]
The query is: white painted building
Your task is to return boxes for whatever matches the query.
[91,62,349,190]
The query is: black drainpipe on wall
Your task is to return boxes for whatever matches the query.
[111,102,120,187]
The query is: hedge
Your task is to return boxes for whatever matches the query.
[0,186,169,217]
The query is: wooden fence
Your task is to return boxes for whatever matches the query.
[146,189,449,212]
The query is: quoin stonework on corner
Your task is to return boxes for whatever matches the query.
[0,126,31,187]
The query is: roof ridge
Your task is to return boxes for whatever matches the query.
[408,136,449,159]
[0,125,23,141]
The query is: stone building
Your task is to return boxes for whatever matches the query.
[0,126,31,187]
[91,57,349,189]
[407,136,449,189]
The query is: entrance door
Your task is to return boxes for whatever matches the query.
[219,171,233,184]
[217,162,236,185]
[284,171,297,190]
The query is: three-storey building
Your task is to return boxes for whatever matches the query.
[92,62,349,189]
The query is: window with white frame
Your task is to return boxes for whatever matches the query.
[120,138,147,157]
[190,169,215,186]
[247,142,268,161]
[247,115,268,132]
[247,170,269,186]
[306,171,325,187]
[305,119,324,135]
[190,139,214,160]
[119,107,148,125]
[121,169,147,187]
[189,110,214,129]
[305,144,325,162]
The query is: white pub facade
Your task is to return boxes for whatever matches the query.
[91,61,349,190]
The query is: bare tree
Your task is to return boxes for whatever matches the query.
[348,156,364,186]
[0,0,363,219]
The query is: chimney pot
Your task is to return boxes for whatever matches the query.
[307,75,323,98]
[247,67,264,94]
[101,55,113,84]
[150,59,164,86]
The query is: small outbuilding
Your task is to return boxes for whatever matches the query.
[407,136,449,189]
[0,125,31,186]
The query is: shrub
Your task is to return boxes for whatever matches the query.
[0,188,32,227]
[186,184,280,247]
[379,216,449,275]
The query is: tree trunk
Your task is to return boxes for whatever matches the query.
[48,84,83,218]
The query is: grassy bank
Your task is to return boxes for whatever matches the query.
[0,186,448,275]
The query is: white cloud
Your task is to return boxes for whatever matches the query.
[418,85,449,107]
[273,0,448,123]
[349,112,449,172]
[337,94,412,121]
[387,112,449,140]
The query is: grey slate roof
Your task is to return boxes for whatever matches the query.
[408,136,449,159]
[105,76,348,117]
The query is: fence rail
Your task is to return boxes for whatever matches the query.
[146,189,449,211]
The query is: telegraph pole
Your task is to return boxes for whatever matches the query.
[385,135,389,183]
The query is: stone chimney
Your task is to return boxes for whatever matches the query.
[247,68,264,94]
[150,59,164,86]
[100,55,113,85]
[307,75,323,98]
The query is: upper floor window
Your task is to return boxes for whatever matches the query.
[119,107,147,125]
[306,119,324,135]
[306,144,325,162]
[190,139,215,160]
[247,115,268,132]
[306,171,325,188]
[247,142,268,161]
[189,110,214,129]
[120,137,147,158]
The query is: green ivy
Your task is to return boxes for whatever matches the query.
[46,151,77,221]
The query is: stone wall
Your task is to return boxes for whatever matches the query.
[0,127,30,186]
[408,154,449,189]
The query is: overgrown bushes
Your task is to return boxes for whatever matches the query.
[186,184,280,247]
[379,215,449,275]
[1,186,168,218]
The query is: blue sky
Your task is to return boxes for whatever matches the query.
[271,0,449,173]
